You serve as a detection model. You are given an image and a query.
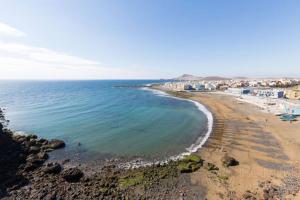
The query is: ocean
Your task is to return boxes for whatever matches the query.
[0,80,211,162]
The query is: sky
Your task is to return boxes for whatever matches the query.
[0,0,299,80]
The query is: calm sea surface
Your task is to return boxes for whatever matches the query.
[0,80,208,161]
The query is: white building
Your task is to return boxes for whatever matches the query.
[205,83,216,91]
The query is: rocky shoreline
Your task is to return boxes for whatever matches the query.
[0,108,216,199]
[2,86,299,200]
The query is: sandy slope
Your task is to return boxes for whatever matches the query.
[189,92,300,199]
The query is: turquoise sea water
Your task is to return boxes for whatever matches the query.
[0,80,208,161]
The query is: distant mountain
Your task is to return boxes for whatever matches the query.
[232,76,248,80]
[172,74,231,81]
[173,74,202,81]
[200,76,231,81]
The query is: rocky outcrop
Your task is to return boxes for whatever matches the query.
[0,109,222,199]
[42,162,62,174]
[0,122,3,134]
[48,139,65,149]
[61,167,84,182]
[0,113,66,198]
[221,155,239,167]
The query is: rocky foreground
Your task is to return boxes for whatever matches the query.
[2,104,297,200]
[0,108,214,199]
[0,122,206,199]
[0,120,242,199]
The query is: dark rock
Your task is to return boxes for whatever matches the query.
[221,155,239,167]
[18,153,27,161]
[49,139,65,149]
[24,162,40,172]
[26,154,45,165]
[37,152,48,160]
[0,123,3,134]
[29,138,37,146]
[38,138,48,145]
[61,167,83,182]
[42,162,61,174]
[22,141,30,149]
[263,185,280,200]
[29,146,40,154]
[16,137,26,143]
[27,134,37,139]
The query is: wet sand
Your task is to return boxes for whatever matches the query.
[185,92,300,199]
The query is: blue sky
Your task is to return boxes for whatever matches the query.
[0,0,299,79]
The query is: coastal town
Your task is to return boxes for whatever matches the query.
[1,0,300,199]
[161,77,300,118]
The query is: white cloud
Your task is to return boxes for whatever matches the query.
[0,22,164,80]
[0,42,100,66]
[0,22,27,37]
[0,41,121,79]
[0,41,164,79]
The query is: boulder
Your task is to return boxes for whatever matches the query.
[42,162,61,174]
[61,167,83,182]
[22,141,31,149]
[37,152,48,160]
[16,136,27,143]
[26,134,37,140]
[26,154,45,165]
[38,138,48,145]
[24,162,40,172]
[29,146,40,154]
[0,123,3,134]
[29,138,38,146]
[49,139,65,149]
[221,155,239,167]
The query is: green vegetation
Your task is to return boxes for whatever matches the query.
[182,154,202,163]
[119,171,145,188]
[118,154,206,189]
[118,163,179,189]
[177,162,193,173]
[218,174,229,181]
[177,154,203,173]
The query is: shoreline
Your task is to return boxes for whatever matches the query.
[151,84,300,199]
[2,85,300,199]
[142,87,214,160]
[53,87,214,169]
[0,107,209,199]
[2,86,214,170]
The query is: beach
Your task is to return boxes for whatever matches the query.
[156,86,300,199]
[1,84,300,199]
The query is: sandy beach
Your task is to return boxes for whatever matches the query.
[166,89,300,199]
[2,86,300,199]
